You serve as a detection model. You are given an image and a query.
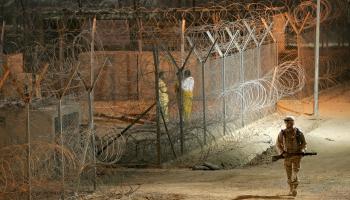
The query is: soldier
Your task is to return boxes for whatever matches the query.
[276,116,307,196]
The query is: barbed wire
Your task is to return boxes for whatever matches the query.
[222,60,305,116]
[0,0,349,199]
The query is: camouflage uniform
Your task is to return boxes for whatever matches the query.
[276,128,307,194]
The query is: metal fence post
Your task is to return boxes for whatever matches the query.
[26,103,32,200]
[239,51,245,127]
[225,28,245,127]
[257,46,261,78]
[201,61,207,144]
[153,45,161,165]
[88,91,96,190]
[222,56,227,135]
[137,18,143,100]
[90,16,97,191]
[160,43,194,155]
[0,21,5,75]
[207,30,232,135]
[180,18,186,155]
[314,0,321,116]
[187,36,217,145]
[178,71,184,155]
[58,99,65,199]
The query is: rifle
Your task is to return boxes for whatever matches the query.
[272,152,317,162]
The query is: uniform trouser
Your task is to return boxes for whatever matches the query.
[284,156,301,190]
[183,91,193,122]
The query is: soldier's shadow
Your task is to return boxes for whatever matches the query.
[232,194,294,200]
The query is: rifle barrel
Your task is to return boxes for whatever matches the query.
[271,152,317,162]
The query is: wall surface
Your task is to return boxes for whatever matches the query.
[0,103,81,147]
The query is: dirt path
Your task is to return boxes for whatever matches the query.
[99,84,350,200]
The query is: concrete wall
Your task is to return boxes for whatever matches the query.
[0,103,80,147]
[0,54,25,99]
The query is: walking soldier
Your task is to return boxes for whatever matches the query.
[276,116,307,196]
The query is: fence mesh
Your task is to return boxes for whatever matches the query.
[0,0,349,199]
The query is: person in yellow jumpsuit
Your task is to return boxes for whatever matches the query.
[158,71,169,122]
[181,70,194,122]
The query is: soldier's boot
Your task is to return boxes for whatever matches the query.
[288,184,294,196]
[291,173,299,196]
[287,180,294,196]
[291,181,298,196]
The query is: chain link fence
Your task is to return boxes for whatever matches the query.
[0,0,349,199]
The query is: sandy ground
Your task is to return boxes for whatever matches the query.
[96,83,350,200]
